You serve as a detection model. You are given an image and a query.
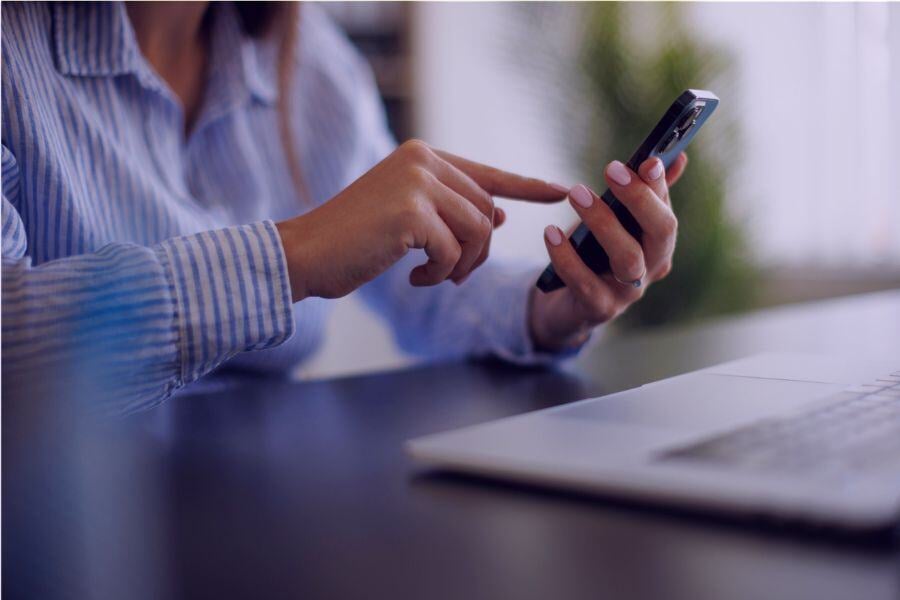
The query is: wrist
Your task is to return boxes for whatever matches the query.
[275,218,312,303]
[528,287,592,353]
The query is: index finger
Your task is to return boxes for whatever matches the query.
[433,149,568,203]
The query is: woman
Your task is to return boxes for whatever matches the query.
[1,2,686,413]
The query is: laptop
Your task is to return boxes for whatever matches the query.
[407,353,900,531]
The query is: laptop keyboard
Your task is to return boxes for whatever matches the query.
[660,371,900,480]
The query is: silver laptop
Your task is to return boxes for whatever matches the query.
[407,353,900,531]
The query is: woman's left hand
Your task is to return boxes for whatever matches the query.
[529,153,688,352]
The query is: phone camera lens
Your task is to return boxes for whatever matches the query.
[677,106,703,134]
[660,105,704,153]
[659,130,680,153]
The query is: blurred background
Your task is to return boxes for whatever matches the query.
[303,2,900,379]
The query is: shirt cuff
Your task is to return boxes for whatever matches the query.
[486,266,590,366]
[155,220,295,384]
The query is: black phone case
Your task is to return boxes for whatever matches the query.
[536,89,719,293]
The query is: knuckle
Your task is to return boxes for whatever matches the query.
[657,259,674,279]
[477,213,492,237]
[397,193,425,223]
[449,242,463,264]
[588,299,614,324]
[408,165,433,188]
[474,250,489,269]
[616,247,644,278]
[658,213,678,238]
[475,189,494,213]
[656,181,670,199]
[574,278,597,302]
[401,139,433,163]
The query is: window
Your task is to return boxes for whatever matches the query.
[692,3,900,269]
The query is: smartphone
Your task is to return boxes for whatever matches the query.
[536,89,719,293]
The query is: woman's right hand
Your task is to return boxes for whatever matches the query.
[276,140,567,302]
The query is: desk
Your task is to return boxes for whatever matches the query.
[6,291,900,599]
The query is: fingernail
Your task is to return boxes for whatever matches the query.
[607,160,632,186]
[569,184,593,208]
[549,182,569,194]
[647,159,664,181]
[544,225,563,246]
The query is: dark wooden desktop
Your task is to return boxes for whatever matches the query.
[6,291,900,599]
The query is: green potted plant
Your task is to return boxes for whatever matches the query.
[577,3,758,328]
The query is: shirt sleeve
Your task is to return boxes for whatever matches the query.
[360,254,572,364]
[1,147,295,414]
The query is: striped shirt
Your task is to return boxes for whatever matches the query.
[1,2,558,414]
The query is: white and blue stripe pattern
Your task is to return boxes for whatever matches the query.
[2,2,557,414]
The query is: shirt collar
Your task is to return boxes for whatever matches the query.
[51,2,278,108]
[52,2,141,77]
[204,3,278,110]
[241,36,279,107]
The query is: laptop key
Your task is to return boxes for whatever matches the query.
[660,373,900,481]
